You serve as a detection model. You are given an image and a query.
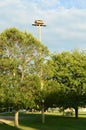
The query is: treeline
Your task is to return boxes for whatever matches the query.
[0,28,86,127]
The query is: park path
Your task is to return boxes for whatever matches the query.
[0,116,14,124]
[0,115,28,124]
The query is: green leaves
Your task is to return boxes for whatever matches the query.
[45,50,86,114]
[0,27,49,111]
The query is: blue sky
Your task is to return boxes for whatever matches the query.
[0,0,86,52]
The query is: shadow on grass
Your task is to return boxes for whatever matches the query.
[0,121,20,130]
[19,113,86,130]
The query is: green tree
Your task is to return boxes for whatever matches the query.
[0,28,49,127]
[45,50,86,118]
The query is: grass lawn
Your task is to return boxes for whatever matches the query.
[0,112,86,130]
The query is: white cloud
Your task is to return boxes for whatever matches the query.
[40,0,60,8]
[0,0,22,7]
[0,0,86,52]
[39,7,86,51]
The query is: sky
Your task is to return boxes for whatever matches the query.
[0,0,86,52]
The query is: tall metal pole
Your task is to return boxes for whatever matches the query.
[32,20,46,123]
[38,25,41,41]
[32,20,46,41]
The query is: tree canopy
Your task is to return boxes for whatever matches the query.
[0,27,86,126]
[45,50,86,118]
[0,27,49,127]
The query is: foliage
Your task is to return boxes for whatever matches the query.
[0,27,49,109]
[0,28,49,127]
[0,27,86,123]
[45,50,86,118]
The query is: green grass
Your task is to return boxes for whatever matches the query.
[0,122,19,130]
[0,112,86,130]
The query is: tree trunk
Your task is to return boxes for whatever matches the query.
[75,107,78,118]
[42,107,45,124]
[14,111,19,128]
[41,99,45,124]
